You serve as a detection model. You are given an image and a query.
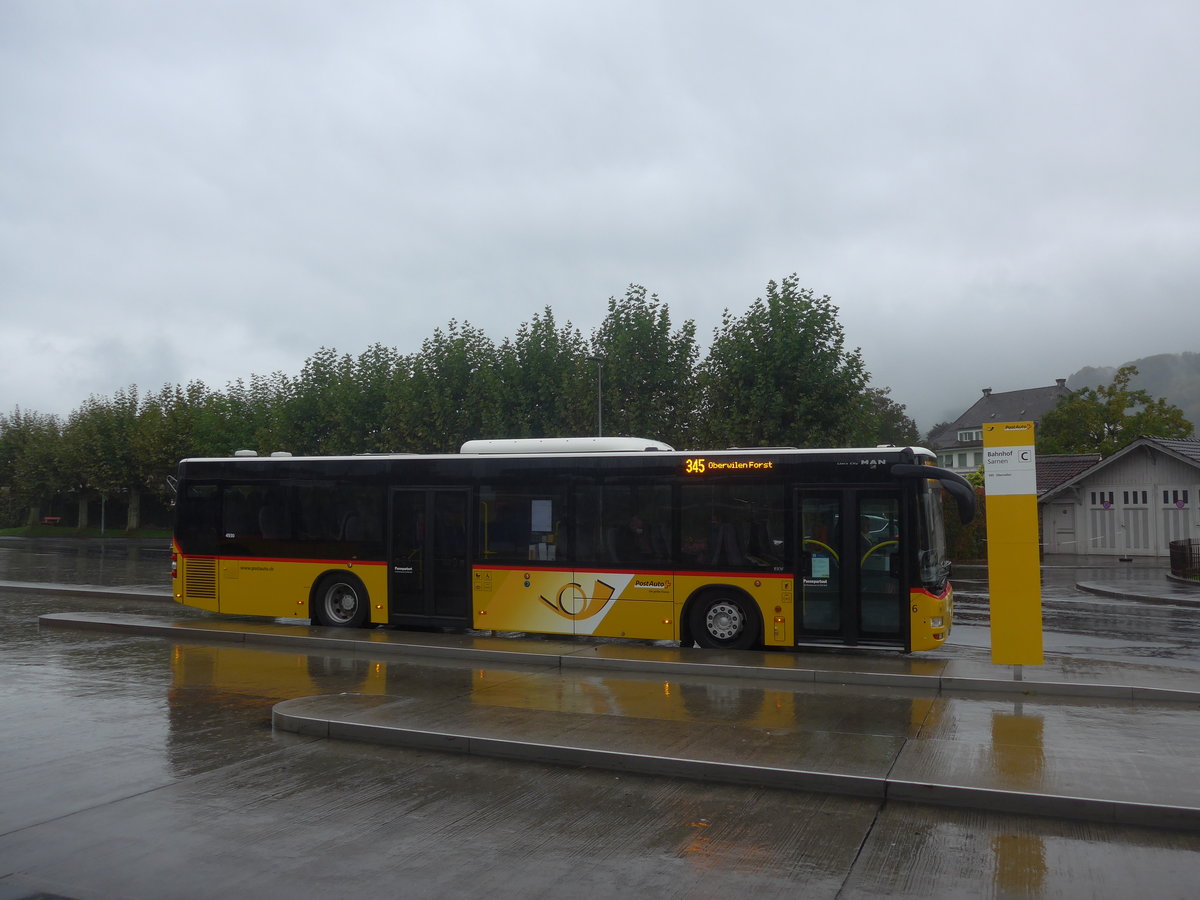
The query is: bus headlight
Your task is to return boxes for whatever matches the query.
[930,616,944,628]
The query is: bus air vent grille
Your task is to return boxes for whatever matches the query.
[185,557,218,599]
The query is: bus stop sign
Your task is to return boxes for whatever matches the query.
[984,421,1044,666]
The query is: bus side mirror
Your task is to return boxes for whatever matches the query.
[890,464,976,525]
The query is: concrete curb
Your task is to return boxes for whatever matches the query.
[273,697,886,798]
[1076,580,1200,606]
[1,580,171,600]
[272,694,1200,831]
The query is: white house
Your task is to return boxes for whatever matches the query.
[1038,438,1200,557]
[930,380,1071,476]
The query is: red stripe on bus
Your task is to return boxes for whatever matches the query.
[475,563,793,580]
[178,554,387,567]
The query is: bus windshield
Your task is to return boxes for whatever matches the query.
[916,480,951,593]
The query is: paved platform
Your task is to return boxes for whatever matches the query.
[38,609,1200,832]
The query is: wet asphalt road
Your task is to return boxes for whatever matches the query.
[952,560,1200,672]
[3,538,1200,898]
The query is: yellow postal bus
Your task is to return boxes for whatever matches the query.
[171,438,974,652]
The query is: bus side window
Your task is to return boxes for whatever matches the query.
[339,486,383,551]
[680,483,785,570]
[571,484,602,563]
[222,485,264,538]
[574,481,670,567]
[258,490,290,539]
[477,485,565,563]
[178,483,221,549]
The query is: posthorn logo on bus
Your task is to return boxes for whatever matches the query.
[539,579,616,620]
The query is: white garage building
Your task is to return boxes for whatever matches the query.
[1039,438,1200,557]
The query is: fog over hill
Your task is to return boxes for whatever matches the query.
[1067,352,1200,435]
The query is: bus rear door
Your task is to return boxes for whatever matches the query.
[389,488,471,627]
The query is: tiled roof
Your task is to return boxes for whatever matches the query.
[1150,438,1200,464]
[931,382,1071,449]
[1036,453,1100,495]
[1038,437,1200,504]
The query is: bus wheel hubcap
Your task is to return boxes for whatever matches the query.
[706,602,742,640]
[328,587,356,621]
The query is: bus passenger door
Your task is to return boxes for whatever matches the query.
[795,492,843,636]
[390,488,471,626]
[857,494,903,639]
[794,489,904,646]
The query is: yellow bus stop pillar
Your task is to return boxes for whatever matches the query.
[984,421,1044,666]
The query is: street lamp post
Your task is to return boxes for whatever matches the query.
[586,355,605,437]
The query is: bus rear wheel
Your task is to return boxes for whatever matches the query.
[313,574,369,628]
[689,591,759,651]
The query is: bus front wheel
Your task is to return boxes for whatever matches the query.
[689,591,759,651]
[312,574,369,628]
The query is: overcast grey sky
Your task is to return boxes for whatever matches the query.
[2,1,1197,433]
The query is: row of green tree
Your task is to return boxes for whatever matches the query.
[1,277,921,529]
